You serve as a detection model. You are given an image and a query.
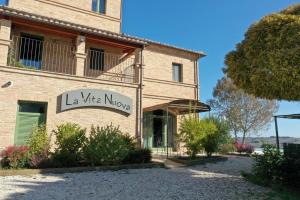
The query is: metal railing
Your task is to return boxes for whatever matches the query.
[8,35,138,83]
[85,49,137,83]
[8,35,76,75]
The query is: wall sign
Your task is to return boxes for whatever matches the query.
[61,89,133,115]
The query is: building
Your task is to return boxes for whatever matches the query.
[0,0,210,152]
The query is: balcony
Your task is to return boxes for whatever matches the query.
[7,35,138,83]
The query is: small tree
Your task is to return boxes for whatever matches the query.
[178,115,203,159]
[198,119,218,157]
[178,114,218,158]
[209,77,278,144]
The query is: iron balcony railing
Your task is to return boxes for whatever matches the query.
[85,49,136,83]
[8,35,77,75]
[8,35,137,83]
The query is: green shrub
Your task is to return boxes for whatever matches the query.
[252,144,284,182]
[83,125,134,166]
[178,115,221,158]
[0,146,30,169]
[27,125,51,168]
[52,123,86,167]
[123,148,152,164]
[177,115,203,159]
[219,143,236,154]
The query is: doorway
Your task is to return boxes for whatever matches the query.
[15,101,47,145]
[143,110,176,150]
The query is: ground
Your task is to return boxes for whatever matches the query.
[0,156,270,200]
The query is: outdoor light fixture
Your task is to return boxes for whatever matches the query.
[1,81,13,88]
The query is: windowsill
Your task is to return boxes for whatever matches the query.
[91,11,106,16]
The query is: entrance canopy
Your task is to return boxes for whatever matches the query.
[275,114,300,119]
[143,99,211,115]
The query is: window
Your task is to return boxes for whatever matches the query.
[19,33,44,70]
[172,63,183,82]
[89,48,105,71]
[92,0,106,14]
[0,0,8,6]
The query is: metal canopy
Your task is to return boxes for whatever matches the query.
[143,99,211,115]
[275,114,300,119]
[274,114,300,149]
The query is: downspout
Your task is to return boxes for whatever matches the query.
[194,60,199,101]
[139,46,144,147]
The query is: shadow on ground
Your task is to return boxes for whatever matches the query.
[1,157,269,200]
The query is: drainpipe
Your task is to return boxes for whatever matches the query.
[138,47,144,147]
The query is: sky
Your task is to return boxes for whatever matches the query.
[122,0,300,138]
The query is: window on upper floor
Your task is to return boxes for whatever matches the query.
[19,33,44,70]
[0,0,8,6]
[92,0,106,14]
[89,48,105,71]
[172,63,183,82]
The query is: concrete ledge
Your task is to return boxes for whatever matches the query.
[168,156,228,166]
[0,162,165,177]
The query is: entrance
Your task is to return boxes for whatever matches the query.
[15,101,47,145]
[143,110,176,150]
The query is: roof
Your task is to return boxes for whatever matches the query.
[144,99,211,115]
[275,114,300,119]
[0,6,206,57]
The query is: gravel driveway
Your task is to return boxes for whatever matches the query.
[0,156,270,200]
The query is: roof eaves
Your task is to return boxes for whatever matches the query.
[0,6,148,46]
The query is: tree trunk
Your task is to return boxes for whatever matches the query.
[242,131,246,144]
[234,131,238,143]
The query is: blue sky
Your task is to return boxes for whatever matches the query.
[122,0,300,138]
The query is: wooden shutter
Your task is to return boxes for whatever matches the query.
[15,112,45,146]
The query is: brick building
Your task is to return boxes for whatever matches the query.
[0,0,210,152]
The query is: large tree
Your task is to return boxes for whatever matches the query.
[225,4,300,101]
[209,77,278,144]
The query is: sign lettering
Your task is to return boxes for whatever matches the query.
[61,89,133,115]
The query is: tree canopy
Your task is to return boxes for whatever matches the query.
[225,4,300,101]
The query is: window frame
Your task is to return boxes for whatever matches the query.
[92,0,106,15]
[89,47,105,71]
[172,63,183,83]
[19,33,44,70]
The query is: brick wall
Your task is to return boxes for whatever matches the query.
[8,0,122,33]
[0,67,137,149]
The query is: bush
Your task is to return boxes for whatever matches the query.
[27,125,51,168]
[83,125,134,166]
[123,149,152,164]
[252,144,284,182]
[52,123,86,167]
[177,115,205,159]
[219,143,236,154]
[235,143,254,154]
[201,117,231,157]
[201,129,219,157]
[0,146,30,169]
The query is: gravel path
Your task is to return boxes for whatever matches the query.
[0,156,270,200]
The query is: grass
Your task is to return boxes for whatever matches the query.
[241,171,300,200]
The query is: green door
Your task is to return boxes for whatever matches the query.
[15,102,47,146]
